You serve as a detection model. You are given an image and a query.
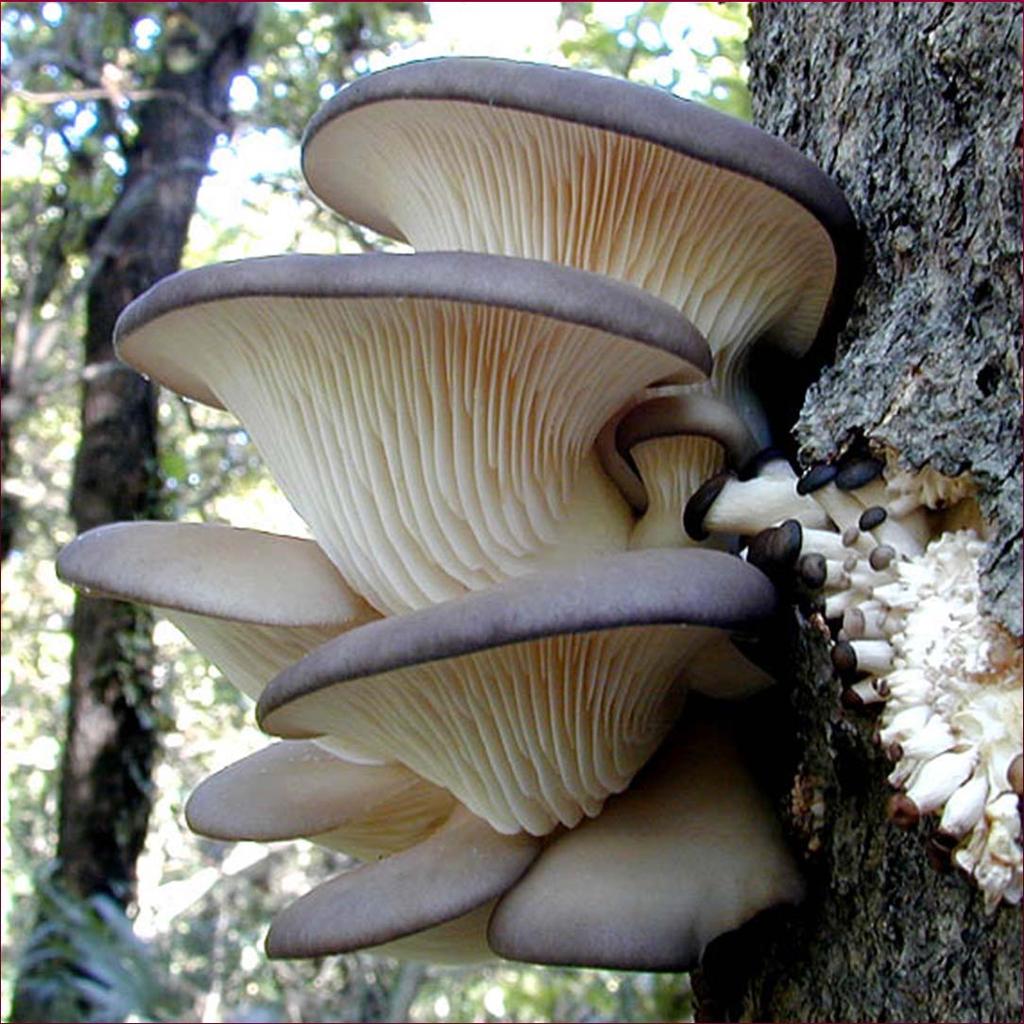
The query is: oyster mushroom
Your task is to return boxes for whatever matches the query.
[257,548,778,837]
[487,699,804,970]
[302,56,857,438]
[115,252,710,615]
[185,741,453,861]
[264,804,540,959]
[56,521,377,705]
[597,386,761,549]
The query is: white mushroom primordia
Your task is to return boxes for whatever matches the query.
[686,451,1023,909]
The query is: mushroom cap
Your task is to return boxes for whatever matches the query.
[115,251,709,408]
[56,521,373,628]
[56,522,378,703]
[185,741,453,861]
[258,548,778,836]
[115,253,709,615]
[599,386,760,516]
[486,700,804,971]
[265,804,539,959]
[302,57,857,357]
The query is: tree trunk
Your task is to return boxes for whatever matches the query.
[697,5,1022,1022]
[11,6,255,1021]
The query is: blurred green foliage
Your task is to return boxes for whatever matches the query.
[2,3,748,1020]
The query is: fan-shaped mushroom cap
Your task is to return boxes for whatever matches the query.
[597,387,760,549]
[56,521,378,703]
[258,549,778,837]
[487,701,804,971]
[185,741,453,862]
[303,57,856,368]
[265,804,539,959]
[115,253,709,615]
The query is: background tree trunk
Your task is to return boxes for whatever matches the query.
[697,5,1022,1022]
[11,6,255,1021]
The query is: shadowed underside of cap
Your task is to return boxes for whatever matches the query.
[185,741,453,862]
[364,900,498,965]
[115,253,707,615]
[486,702,804,971]
[259,549,777,835]
[265,805,539,959]
[56,521,378,703]
[303,58,856,360]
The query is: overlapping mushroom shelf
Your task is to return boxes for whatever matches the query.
[257,548,777,836]
[115,252,709,615]
[56,521,379,703]
[55,56,876,972]
[302,57,858,435]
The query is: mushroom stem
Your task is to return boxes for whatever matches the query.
[842,605,892,640]
[844,679,888,706]
[903,751,977,816]
[696,475,830,537]
[809,483,870,539]
[800,526,857,561]
[824,589,862,619]
[848,639,895,675]
[819,558,853,589]
[628,434,727,550]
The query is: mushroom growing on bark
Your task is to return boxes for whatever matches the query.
[53,56,870,973]
[683,449,1024,909]
[488,699,804,970]
[115,252,709,615]
[56,521,377,705]
[258,548,778,836]
[301,56,856,439]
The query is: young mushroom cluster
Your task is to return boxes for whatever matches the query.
[56,57,888,970]
[684,449,1023,910]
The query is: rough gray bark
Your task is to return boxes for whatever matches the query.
[696,5,1022,1022]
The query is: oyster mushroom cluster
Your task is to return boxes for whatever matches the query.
[58,58,867,969]
[685,449,1023,909]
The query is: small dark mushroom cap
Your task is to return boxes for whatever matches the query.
[858,506,888,531]
[835,456,884,492]
[1008,753,1023,797]
[747,520,803,581]
[265,805,539,959]
[796,462,838,495]
[115,251,710,405]
[682,472,735,541]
